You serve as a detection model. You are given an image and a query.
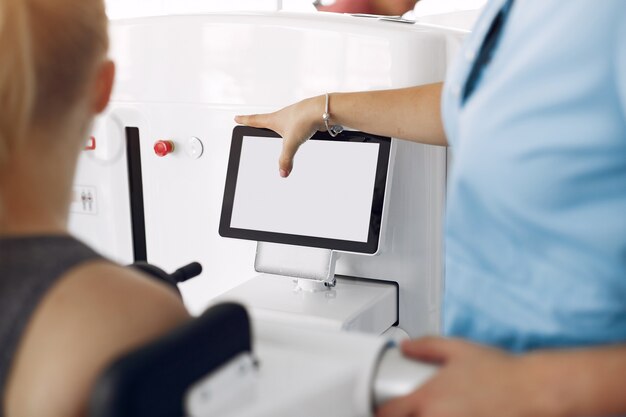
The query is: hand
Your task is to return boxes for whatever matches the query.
[235,96,325,178]
[377,337,556,417]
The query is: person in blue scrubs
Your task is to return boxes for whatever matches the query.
[237,1,626,416]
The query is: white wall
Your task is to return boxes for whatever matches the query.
[105,0,487,20]
[105,0,315,19]
[413,0,487,16]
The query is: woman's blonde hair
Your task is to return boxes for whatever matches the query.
[0,0,108,167]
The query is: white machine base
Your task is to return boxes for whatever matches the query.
[186,321,390,417]
[185,320,438,417]
[217,274,398,334]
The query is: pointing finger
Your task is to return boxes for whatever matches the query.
[234,113,274,129]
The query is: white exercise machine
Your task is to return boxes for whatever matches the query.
[71,11,470,416]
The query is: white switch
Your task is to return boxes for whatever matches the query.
[186,137,204,159]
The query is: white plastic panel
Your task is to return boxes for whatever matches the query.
[70,111,134,264]
[185,320,389,417]
[336,141,447,336]
[108,13,446,106]
[216,274,397,334]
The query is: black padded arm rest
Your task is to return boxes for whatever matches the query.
[89,302,252,417]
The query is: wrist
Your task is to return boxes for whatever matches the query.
[518,353,574,417]
[302,95,327,131]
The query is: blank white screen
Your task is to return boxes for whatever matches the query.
[230,136,380,242]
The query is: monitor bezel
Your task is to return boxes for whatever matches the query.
[219,126,391,254]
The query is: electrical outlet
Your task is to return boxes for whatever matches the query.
[70,186,98,215]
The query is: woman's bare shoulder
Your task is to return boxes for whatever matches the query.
[4,260,190,417]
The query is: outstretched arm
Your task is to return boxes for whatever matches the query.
[377,337,626,417]
[235,83,446,177]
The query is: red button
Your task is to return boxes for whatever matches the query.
[85,136,96,151]
[154,140,175,157]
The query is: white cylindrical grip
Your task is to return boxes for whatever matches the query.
[373,346,438,407]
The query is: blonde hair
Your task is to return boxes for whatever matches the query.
[0,0,108,167]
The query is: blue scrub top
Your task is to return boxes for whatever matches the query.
[441,0,626,352]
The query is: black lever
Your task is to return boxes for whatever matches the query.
[130,261,203,297]
[170,262,203,284]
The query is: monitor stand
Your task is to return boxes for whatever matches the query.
[255,242,338,290]
[214,242,398,335]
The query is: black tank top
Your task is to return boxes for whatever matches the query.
[0,235,102,413]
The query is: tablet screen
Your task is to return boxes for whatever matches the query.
[220,126,391,254]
